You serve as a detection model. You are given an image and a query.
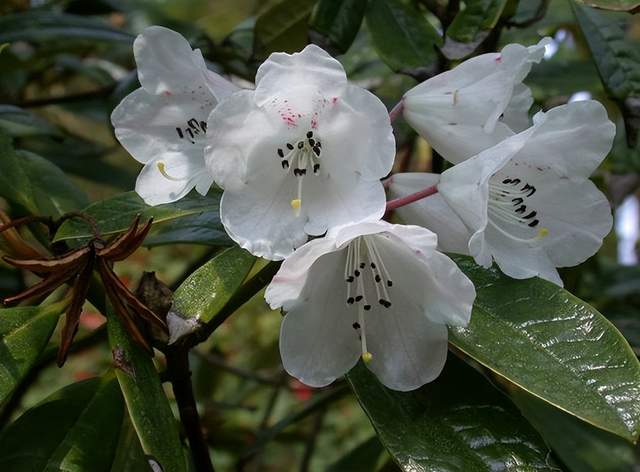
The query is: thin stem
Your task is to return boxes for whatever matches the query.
[299,408,326,472]
[385,184,438,211]
[165,347,215,472]
[194,350,284,387]
[388,100,404,123]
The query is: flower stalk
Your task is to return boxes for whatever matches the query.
[385,184,438,211]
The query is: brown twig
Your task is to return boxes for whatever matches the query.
[166,346,215,472]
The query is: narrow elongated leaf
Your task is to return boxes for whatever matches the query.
[512,388,636,472]
[450,256,640,442]
[0,133,88,217]
[443,0,508,59]
[0,374,124,471]
[347,356,557,471]
[53,191,223,244]
[0,105,61,138]
[109,414,148,472]
[0,11,134,44]
[572,4,640,99]
[0,302,64,404]
[309,0,367,54]
[575,0,640,12]
[107,313,188,472]
[168,247,256,341]
[253,0,316,59]
[366,0,442,75]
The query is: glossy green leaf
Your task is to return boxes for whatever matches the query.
[574,0,640,12]
[0,133,88,217]
[53,191,223,244]
[144,212,231,248]
[512,388,636,472]
[107,313,188,472]
[253,0,316,59]
[109,414,149,472]
[572,4,640,99]
[0,11,134,44]
[0,374,124,471]
[443,0,508,59]
[0,105,61,138]
[326,436,386,472]
[365,0,442,76]
[450,256,640,442]
[169,247,256,341]
[309,0,367,54]
[347,356,557,471]
[0,302,64,405]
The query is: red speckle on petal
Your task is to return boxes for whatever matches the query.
[163,90,172,96]
[331,96,338,104]
[495,55,502,63]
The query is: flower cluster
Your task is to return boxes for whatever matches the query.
[112,27,614,391]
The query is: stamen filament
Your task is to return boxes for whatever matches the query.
[156,162,183,182]
[358,305,372,363]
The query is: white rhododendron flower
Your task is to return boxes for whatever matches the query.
[402,38,550,164]
[390,101,615,286]
[204,45,395,260]
[112,26,239,205]
[265,221,475,391]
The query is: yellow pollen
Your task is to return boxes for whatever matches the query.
[290,199,301,210]
[156,162,181,181]
[362,352,373,363]
[537,227,550,239]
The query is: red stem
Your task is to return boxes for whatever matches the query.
[389,100,404,123]
[385,185,438,211]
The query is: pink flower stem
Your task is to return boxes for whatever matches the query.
[385,185,438,211]
[388,100,404,123]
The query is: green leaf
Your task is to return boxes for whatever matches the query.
[0,105,61,138]
[326,436,386,472]
[253,0,316,59]
[443,0,508,59]
[347,356,558,471]
[169,247,256,341]
[450,256,640,442]
[107,313,188,472]
[512,388,637,472]
[365,0,442,75]
[53,191,224,244]
[144,212,231,248]
[572,3,640,100]
[309,0,368,54]
[0,11,134,44]
[0,374,124,471]
[0,302,64,405]
[574,0,640,12]
[109,414,149,472]
[0,133,88,217]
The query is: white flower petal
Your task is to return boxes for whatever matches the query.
[389,173,472,254]
[220,176,308,260]
[134,26,236,99]
[135,153,208,205]
[279,250,361,388]
[502,83,533,132]
[403,38,548,164]
[265,235,340,310]
[365,306,448,391]
[112,88,212,164]
[374,231,474,327]
[519,100,615,177]
[254,44,347,107]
